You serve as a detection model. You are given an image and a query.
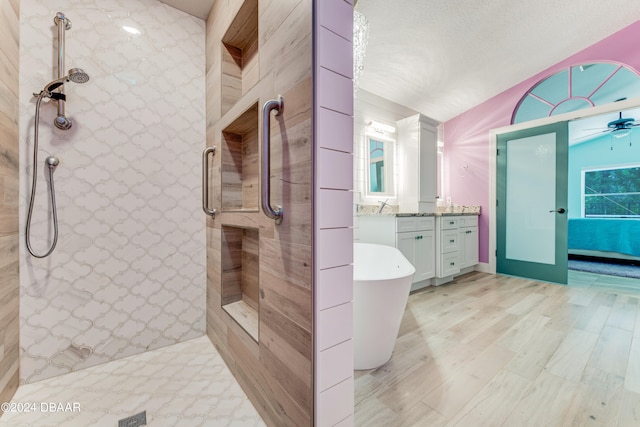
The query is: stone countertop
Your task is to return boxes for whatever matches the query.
[357,205,481,217]
[359,211,480,217]
[435,211,480,216]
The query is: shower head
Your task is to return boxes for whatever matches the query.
[37,67,90,129]
[43,68,90,94]
[41,68,90,130]
[68,68,89,84]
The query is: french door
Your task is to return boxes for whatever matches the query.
[496,121,569,284]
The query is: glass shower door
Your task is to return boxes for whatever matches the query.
[497,121,569,284]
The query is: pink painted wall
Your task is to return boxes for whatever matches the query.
[443,20,640,264]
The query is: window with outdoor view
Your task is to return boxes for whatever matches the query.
[583,165,640,217]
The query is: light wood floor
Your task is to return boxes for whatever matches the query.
[569,269,640,296]
[354,272,640,426]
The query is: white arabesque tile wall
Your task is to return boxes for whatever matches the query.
[314,0,355,426]
[19,0,206,384]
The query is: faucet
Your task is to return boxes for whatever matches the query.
[377,199,389,214]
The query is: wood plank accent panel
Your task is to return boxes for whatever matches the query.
[313,1,355,424]
[0,0,19,412]
[206,0,313,425]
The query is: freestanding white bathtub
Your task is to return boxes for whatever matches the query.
[353,243,415,370]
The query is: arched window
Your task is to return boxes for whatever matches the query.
[512,62,640,124]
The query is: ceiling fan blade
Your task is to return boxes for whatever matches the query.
[577,130,610,140]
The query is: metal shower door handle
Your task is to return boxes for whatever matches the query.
[549,208,566,214]
[202,146,216,217]
[262,96,284,225]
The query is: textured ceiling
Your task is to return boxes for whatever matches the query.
[357,0,640,123]
[162,1,640,123]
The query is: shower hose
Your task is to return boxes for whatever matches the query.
[25,91,59,258]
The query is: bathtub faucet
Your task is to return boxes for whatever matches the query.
[377,199,389,214]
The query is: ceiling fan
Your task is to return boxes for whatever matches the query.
[606,112,640,138]
[580,111,640,149]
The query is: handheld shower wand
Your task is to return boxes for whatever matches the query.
[40,68,90,96]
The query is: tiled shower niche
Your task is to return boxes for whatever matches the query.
[221,0,259,115]
[221,225,259,341]
[207,0,314,424]
[221,102,259,211]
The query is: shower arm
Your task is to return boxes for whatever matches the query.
[54,12,71,121]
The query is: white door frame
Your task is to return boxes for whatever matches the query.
[488,96,640,274]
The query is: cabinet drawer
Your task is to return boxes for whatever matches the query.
[396,217,419,232]
[441,229,458,253]
[461,216,478,227]
[440,252,460,277]
[397,216,434,232]
[440,217,458,230]
[417,217,434,231]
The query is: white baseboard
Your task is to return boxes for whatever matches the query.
[474,262,491,273]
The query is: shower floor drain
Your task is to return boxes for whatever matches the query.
[118,411,147,427]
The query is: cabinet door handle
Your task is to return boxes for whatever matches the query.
[202,146,216,217]
[450,262,455,266]
[262,96,284,224]
[450,239,455,243]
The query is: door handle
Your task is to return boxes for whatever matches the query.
[549,208,566,214]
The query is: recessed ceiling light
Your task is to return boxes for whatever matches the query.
[122,26,141,35]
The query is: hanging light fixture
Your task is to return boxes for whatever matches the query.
[612,128,631,139]
[353,5,369,93]
[609,129,633,150]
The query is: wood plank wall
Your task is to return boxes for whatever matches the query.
[0,0,20,410]
[314,1,356,425]
[205,0,313,425]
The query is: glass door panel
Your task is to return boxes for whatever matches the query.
[497,121,568,284]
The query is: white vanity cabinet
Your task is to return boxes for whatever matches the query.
[396,114,438,214]
[358,216,435,286]
[360,214,478,288]
[435,215,479,281]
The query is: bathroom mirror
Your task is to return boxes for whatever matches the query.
[365,133,396,198]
